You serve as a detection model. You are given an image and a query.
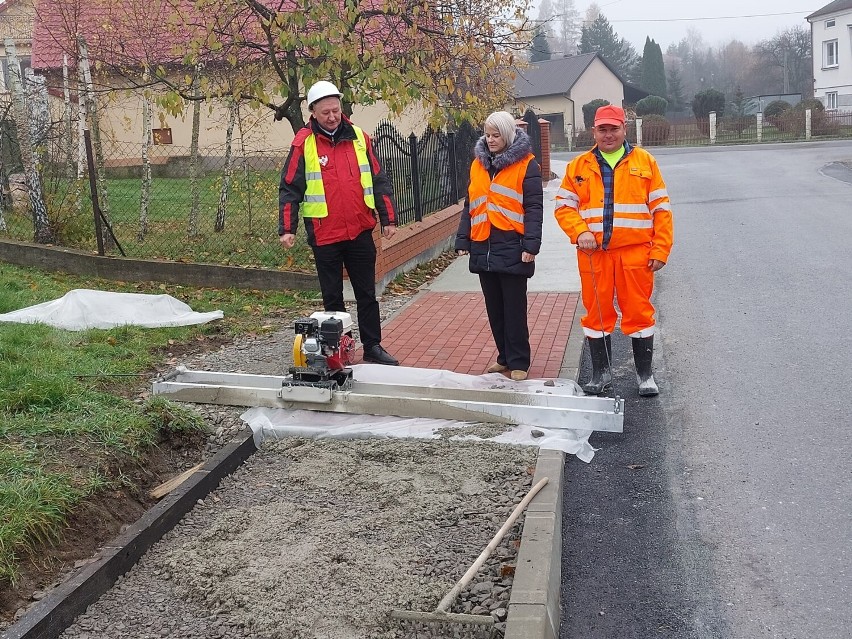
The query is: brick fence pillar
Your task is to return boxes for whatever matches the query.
[538,119,551,178]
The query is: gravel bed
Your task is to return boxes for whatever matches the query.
[60,438,537,639]
[51,291,544,638]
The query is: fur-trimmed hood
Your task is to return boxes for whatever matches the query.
[474,128,532,173]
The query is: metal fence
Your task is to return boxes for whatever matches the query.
[568,108,852,149]
[372,120,480,226]
[11,101,844,270]
[0,114,483,269]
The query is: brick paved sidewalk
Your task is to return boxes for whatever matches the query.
[365,291,579,379]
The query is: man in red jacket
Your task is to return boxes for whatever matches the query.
[279,81,399,366]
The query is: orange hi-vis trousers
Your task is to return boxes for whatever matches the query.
[576,243,657,338]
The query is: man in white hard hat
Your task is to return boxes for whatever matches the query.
[278,80,400,365]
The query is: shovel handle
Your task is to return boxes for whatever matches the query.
[436,476,549,612]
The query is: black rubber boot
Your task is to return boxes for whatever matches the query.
[632,335,659,397]
[582,336,612,395]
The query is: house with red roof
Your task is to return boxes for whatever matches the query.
[23,0,424,162]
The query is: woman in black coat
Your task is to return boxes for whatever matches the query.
[455,111,544,380]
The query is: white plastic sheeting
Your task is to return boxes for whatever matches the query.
[0,289,223,331]
[241,364,598,462]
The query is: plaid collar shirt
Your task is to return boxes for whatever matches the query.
[593,140,632,249]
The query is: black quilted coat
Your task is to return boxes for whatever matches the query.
[454,129,544,278]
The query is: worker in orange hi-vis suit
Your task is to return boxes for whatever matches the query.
[555,105,673,397]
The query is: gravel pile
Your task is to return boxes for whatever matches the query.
[52,291,544,638]
[60,438,537,639]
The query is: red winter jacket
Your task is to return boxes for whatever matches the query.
[278,115,397,246]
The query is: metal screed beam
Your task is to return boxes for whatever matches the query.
[153,369,624,433]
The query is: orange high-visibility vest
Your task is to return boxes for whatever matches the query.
[468,154,535,241]
[554,146,674,263]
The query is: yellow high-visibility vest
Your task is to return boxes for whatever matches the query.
[302,126,375,218]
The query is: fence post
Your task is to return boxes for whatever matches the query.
[408,133,423,222]
[566,123,573,152]
[448,131,459,202]
[805,109,812,140]
[756,112,763,142]
[709,112,717,144]
[636,118,643,147]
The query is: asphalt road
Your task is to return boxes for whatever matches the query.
[555,141,852,639]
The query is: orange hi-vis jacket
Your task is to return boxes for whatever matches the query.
[468,153,535,241]
[554,146,673,263]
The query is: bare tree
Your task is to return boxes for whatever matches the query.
[553,0,582,57]
[754,26,813,97]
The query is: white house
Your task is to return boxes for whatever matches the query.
[808,0,852,110]
[511,53,648,144]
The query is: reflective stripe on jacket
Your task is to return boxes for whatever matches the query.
[302,126,375,218]
[554,145,674,263]
[468,153,535,241]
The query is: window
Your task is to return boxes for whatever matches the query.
[824,40,839,67]
[825,19,835,28]
[825,92,838,110]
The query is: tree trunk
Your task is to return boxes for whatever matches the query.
[139,71,152,242]
[214,100,236,232]
[282,57,306,134]
[5,38,53,244]
[187,65,201,237]
[235,102,253,233]
[0,133,6,233]
[63,55,74,180]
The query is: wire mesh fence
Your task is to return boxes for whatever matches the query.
[0,110,482,270]
[566,108,852,150]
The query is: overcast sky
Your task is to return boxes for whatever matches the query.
[566,0,817,50]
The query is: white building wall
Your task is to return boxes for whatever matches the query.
[811,9,852,109]
[569,58,625,129]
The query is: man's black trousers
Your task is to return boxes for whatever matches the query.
[478,271,530,371]
[312,229,382,350]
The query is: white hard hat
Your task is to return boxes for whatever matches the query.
[307,81,343,110]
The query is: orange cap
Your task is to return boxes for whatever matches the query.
[594,105,625,127]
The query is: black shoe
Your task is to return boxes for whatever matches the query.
[363,344,399,366]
